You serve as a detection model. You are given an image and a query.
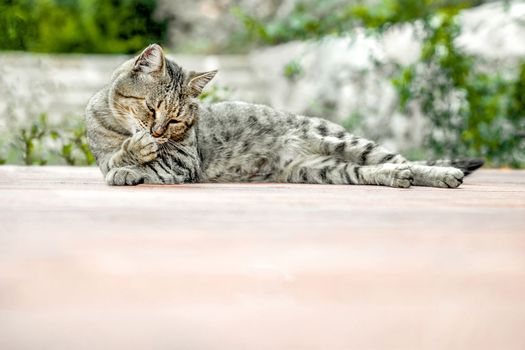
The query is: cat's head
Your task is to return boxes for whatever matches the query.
[109,44,216,142]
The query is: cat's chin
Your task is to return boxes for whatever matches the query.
[156,137,169,144]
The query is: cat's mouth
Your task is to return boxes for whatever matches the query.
[151,129,171,143]
[150,120,183,142]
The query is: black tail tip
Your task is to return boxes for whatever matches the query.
[451,158,485,176]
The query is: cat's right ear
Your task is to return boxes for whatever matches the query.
[133,44,165,74]
[187,70,218,97]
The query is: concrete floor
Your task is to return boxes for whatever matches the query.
[0,166,524,350]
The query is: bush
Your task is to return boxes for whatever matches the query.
[393,13,525,167]
[236,0,524,167]
[0,0,168,54]
[0,114,95,166]
[233,0,484,46]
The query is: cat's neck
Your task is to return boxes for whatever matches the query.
[166,127,197,149]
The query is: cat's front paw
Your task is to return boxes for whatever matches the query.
[128,130,158,164]
[106,167,144,186]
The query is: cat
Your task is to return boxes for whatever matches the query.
[85,44,483,188]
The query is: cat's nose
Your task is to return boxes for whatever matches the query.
[151,127,163,138]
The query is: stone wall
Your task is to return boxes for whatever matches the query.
[0,54,267,132]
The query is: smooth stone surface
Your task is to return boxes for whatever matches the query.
[0,166,524,349]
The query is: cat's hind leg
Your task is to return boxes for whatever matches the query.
[307,120,408,166]
[280,155,413,188]
[309,123,466,188]
[294,119,465,188]
[317,131,471,187]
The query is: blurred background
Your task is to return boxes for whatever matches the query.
[0,0,524,167]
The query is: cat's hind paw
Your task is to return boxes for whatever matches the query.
[410,165,464,188]
[434,168,464,188]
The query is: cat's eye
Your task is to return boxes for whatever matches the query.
[169,120,180,125]
[146,103,156,116]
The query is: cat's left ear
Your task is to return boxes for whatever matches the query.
[187,70,218,97]
[133,44,165,74]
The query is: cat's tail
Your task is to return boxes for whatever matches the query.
[411,157,484,176]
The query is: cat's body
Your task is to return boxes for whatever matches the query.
[86,44,482,187]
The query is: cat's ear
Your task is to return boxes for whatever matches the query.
[187,70,217,97]
[133,44,165,74]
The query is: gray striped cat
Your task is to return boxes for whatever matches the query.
[85,44,483,187]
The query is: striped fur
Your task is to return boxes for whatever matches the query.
[86,44,482,188]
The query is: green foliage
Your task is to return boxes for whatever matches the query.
[0,114,95,166]
[392,13,525,167]
[199,85,231,104]
[0,0,168,53]
[17,114,49,165]
[233,0,482,46]
[283,60,304,81]
[341,111,364,133]
[235,0,523,167]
